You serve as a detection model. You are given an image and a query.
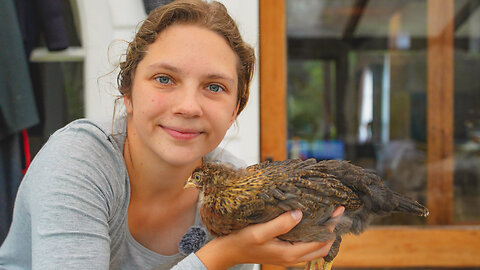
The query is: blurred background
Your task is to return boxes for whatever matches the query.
[284,0,480,226]
[1,0,479,269]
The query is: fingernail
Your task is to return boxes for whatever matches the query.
[290,210,302,221]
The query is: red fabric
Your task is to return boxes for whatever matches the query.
[21,129,31,174]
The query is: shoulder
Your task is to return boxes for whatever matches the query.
[39,118,126,164]
[50,118,126,151]
[28,117,127,178]
[22,118,128,205]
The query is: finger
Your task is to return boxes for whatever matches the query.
[296,240,334,263]
[249,210,303,242]
[284,240,331,259]
[326,206,346,232]
[332,206,345,218]
[269,240,333,265]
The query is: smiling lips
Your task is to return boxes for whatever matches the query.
[161,125,203,140]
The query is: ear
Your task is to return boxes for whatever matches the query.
[124,94,133,114]
[229,103,240,126]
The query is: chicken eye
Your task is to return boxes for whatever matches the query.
[194,173,201,181]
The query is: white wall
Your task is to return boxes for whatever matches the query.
[216,0,260,165]
[76,0,260,165]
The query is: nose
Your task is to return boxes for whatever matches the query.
[172,85,203,118]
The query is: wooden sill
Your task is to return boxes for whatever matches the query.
[262,225,480,269]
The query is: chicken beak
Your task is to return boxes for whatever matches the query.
[184,176,197,189]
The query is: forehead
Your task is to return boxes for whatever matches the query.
[140,24,238,80]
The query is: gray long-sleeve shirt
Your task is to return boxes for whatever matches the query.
[0,117,254,270]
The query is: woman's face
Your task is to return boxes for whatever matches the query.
[125,24,239,167]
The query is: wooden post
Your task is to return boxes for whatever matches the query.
[259,0,287,162]
[426,0,454,225]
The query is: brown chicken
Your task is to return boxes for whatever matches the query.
[185,158,429,270]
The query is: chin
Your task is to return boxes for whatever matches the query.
[167,158,200,168]
[157,137,221,167]
[160,148,205,168]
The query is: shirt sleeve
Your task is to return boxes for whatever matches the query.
[24,123,121,269]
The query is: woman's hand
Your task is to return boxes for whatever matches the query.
[196,206,345,270]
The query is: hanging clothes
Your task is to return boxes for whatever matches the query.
[15,0,72,151]
[15,0,70,56]
[0,0,40,244]
[0,134,24,244]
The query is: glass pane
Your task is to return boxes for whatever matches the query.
[287,60,340,160]
[453,3,480,222]
[286,0,480,224]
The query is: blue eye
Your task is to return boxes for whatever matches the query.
[207,84,224,93]
[155,76,172,85]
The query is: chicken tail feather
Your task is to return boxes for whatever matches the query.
[393,192,429,217]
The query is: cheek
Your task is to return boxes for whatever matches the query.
[136,95,169,116]
[150,97,163,108]
[211,104,237,133]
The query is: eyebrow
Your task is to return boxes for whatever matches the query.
[147,62,181,73]
[205,74,236,85]
[147,62,236,84]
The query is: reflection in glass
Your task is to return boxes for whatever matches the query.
[358,67,373,143]
[453,52,480,223]
[287,60,343,160]
[286,0,480,224]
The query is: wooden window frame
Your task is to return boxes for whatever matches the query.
[259,0,480,268]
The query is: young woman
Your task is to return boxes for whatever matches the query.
[0,1,343,269]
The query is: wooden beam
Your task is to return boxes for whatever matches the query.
[454,0,480,32]
[288,37,477,53]
[259,0,287,162]
[262,226,480,269]
[426,0,454,225]
[342,0,369,39]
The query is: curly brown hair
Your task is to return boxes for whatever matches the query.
[117,0,255,115]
